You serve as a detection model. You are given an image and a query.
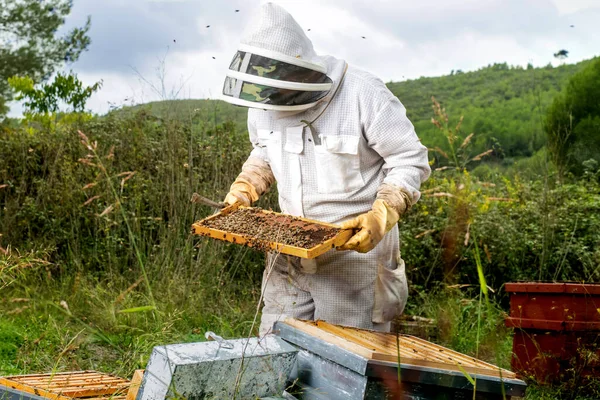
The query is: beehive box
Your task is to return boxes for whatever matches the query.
[505,282,600,383]
[0,370,130,399]
[192,206,353,259]
[283,319,516,378]
[136,335,298,399]
[277,319,527,399]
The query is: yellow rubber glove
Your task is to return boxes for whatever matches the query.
[224,157,275,207]
[223,178,260,207]
[338,199,400,253]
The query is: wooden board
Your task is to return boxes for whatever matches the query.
[0,370,130,399]
[283,319,517,379]
[192,206,353,259]
[125,370,144,400]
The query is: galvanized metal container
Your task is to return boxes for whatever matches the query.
[137,335,298,399]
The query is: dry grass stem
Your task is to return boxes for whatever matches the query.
[82,195,101,206]
[471,149,494,161]
[98,204,115,217]
[486,197,515,202]
[460,133,474,149]
[430,192,457,198]
[433,147,449,159]
[7,306,30,315]
[415,229,436,239]
[114,276,145,306]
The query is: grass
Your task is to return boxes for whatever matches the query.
[0,106,270,380]
[1,100,599,399]
[409,288,513,370]
[1,273,508,373]
[0,244,263,377]
[4,258,600,399]
[0,284,576,400]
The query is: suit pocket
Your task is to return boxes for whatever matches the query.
[372,253,408,324]
[314,135,364,194]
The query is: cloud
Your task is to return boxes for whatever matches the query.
[66,0,248,74]
[552,0,600,14]
[334,0,562,41]
[8,0,600,116]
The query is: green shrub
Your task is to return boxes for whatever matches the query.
[0,109,285,375]
[0,320,23,374]
[1,107,599,396]
[545,57,600,178]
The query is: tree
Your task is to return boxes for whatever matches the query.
[546,58,600,177]
[0,0,91,115]
[8,72,101,115]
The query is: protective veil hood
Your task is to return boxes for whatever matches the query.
[221,3,334,111]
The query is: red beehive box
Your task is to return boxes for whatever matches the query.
[505,282,600,384]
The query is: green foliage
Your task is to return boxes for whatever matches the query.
[0,320,24,375]
[113,99,250,132]
[526,385,600,400]
[128,59,595,165]
[402,174,600,289]
[545,58,600,177]
[0,111,274,275]
[399,98,600,289]
[1,107,599,379]
[0,247,52,291]
[8,72,102,115]
[1,57,599,399]
[0,110,277,375]
[409,289,512,369]
[429,96,491,171]
[0,0,91,115]
[388,60,594,160]
[426,97,494,283]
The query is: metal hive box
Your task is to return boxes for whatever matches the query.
[137,335,298,399]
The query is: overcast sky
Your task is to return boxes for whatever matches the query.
[8,0,600,116]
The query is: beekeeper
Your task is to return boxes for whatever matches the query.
[221,3,431,335]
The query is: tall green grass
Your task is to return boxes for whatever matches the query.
[0,108,278,376]
[1,103,599,398]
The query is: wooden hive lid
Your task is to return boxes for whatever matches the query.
[0,370,130,399]
[284,318,516,379]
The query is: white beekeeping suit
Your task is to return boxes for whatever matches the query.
[221,3,431,335]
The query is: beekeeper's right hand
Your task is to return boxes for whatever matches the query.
[224,179,259,207]
[223,157,275,207]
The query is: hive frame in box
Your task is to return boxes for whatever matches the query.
[0,371,130,399]
[192,205,353,259]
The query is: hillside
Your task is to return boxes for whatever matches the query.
[111,98,249,129]
[390,60,594,159]
[113,58,596,160]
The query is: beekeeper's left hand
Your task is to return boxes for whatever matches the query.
[338,199,400,253]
